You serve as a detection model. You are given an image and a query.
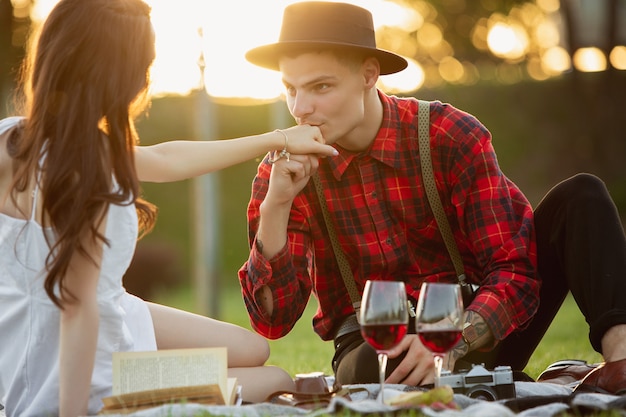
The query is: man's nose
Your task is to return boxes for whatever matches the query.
[290,92,313,120]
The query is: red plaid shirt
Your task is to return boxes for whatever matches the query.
[238,94,539,343]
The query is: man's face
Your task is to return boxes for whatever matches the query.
[279,51,369,147]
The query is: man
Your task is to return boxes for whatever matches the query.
[238,1,626,394]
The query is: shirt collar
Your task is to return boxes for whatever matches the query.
[325,91,402,180]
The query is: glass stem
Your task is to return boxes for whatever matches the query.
[434,354,443,387]
[377,352,388,403]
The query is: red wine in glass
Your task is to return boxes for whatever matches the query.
[359,280,409,403]
[361,323,408,351]
[415,282,464,387]
[418,329,462,354]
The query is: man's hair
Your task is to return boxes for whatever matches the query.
[281,46,371,73]
[10,0,157,308]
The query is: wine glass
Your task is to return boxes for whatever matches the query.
[359,280,409,403]
[415,282,464,387]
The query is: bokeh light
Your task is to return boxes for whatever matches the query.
[487,21,529,61]
[610,46,626,70]
[541,46,571,74]
[573,47,608,73]
[377,57,425,94]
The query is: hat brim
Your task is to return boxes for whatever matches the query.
[245,41,408,75]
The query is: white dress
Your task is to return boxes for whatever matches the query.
[0,117,157,416]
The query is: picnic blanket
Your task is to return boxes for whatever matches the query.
[2,382,625,416]
[94,381,626,416]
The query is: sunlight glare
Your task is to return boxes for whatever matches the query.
[193,0,290,100]
[31,0,56,20]
[147,0,415,99]
[31,0,415,99]
[146,0,206,96]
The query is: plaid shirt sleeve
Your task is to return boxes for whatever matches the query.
[237,156,313,339]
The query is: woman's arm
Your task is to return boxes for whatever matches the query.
[58,222,105,417]
[135,125,336,183]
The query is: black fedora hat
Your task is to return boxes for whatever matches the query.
[245,1,408,75]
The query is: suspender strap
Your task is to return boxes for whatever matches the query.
[417,100,467,284]
[312,173,361,315]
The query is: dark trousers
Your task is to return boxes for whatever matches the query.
[333,173,626,384]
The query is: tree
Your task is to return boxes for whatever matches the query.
[0,0,33,117]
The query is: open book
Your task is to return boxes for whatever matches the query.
[99,347,240,414]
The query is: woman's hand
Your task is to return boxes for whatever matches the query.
[279,125,336,157]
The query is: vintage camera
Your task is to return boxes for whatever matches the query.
[438,364,515,401]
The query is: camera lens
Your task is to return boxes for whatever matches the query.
[465,385,498,401]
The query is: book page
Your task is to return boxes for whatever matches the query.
[112,347,228,401]
[102,384,226,409]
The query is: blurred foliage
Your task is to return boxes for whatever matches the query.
[0,0,32,115]
[377,0,547,88]
[379,0,624,88]
[381,0,530,60]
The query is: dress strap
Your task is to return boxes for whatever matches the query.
[30,143,48,222]
[0,116,24,136]
[30,181,39,222]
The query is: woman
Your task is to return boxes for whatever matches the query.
[0,0,337,416]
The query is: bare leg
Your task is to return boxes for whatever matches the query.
[147,302,295,402]
[227,366,296,403]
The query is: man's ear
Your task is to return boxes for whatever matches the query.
[362,57,380,88]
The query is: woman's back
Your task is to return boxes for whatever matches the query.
[0,117,156,416]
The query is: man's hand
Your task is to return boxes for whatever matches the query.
[256,153,321,260]
[264,153,320,206]
[384,334,437,386]
[384,310,491,386]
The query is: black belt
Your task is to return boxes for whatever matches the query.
[334,314,360,340]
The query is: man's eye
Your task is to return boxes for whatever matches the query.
[285,86,296,96]
[315,84,330,91]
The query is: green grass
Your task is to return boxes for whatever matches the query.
[154,285,602,380]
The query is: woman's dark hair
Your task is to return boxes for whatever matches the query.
[9,0,158,308]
